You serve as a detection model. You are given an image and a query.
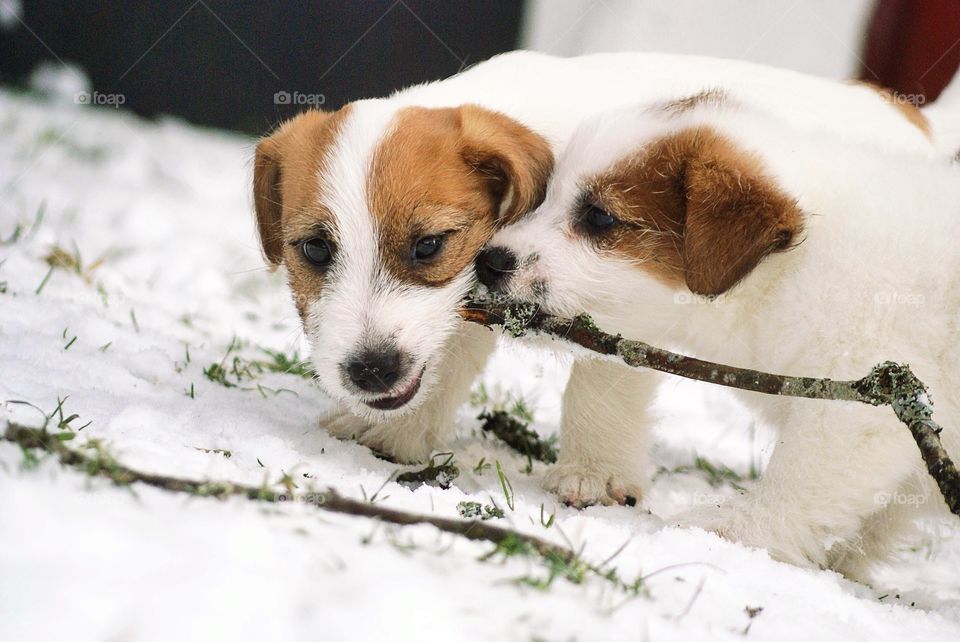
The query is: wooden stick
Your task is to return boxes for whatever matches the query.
[460,299,960,516]
[3,423,574,563]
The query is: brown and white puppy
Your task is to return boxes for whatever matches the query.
[480,88,960,576]
[251,50,945,468]
[254,101,549,463]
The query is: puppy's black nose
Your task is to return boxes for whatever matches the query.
[475,246,517,290]
[344,350,401,393]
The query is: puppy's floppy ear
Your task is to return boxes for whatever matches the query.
[457,104,554,224]
[253,134,285,265]
[679,130,803,296]
[253,110,337,266]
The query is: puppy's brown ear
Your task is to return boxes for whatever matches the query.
[253,110,339,266]
[680,130,803,296]
[253,134,285,265]
[457,104,554,224]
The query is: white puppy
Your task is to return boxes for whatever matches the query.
[252,49,947,470]
[480,88,960,575]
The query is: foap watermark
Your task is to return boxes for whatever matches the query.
[674,291,728,306]
[873,290,925,307]
[276,491,328,505]
[675,491,730,507]
[74,91,125,109]
[274,91,326,107]
[889,92,926,107]
[874,491,927,507]
[692,491,729,506]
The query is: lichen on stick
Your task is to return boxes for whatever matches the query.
[460,298,960,517]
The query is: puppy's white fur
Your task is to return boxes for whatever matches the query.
[275,50,947,468]
[488,93,960,574]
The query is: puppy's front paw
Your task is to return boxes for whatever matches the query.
[672,502,825,568]
[358,421,434,465]
[320,412,433,464]
[543,463,644,508]
[321,410,434,464]
[322,410,372,441]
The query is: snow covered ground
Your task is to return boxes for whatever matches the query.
[1,89,958,642]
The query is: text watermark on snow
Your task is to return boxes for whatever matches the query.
[276,492,328,505]
[874,491,926,507]
[683,491,729,506]
[694,491,728,506]
[274,91,326,107]
[74,91,126,109]
[873,290,925,307]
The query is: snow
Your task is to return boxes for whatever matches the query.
[0,0,22,31]
[27,61,92,105]
[1,90,959,642]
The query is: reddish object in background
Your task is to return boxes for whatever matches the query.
[861,0,960,102]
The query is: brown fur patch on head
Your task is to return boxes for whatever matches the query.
[253,107,351,317]
[368,105,553,286]
[659,88,730,115]
[583,127,803,296]
[856,80,930,137]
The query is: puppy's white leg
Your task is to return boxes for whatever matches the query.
[323,408,372,441]
[675,402,921,569]
[344,323,496,463]
[544,357,655,507]
[827,489,926,584]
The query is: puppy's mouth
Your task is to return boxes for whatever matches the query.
[361,366,425,411]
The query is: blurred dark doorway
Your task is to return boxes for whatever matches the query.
[0,1,524,134]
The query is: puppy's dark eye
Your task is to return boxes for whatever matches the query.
[582,205,617,231]
[412,235,444,262]
[301,237,332,266]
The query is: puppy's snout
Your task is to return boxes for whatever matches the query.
[475,246,517,290]
[343,349,402,393]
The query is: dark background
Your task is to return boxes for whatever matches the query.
[860,0,960,101]
[2,1,958,136]
[0,1,524,134]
